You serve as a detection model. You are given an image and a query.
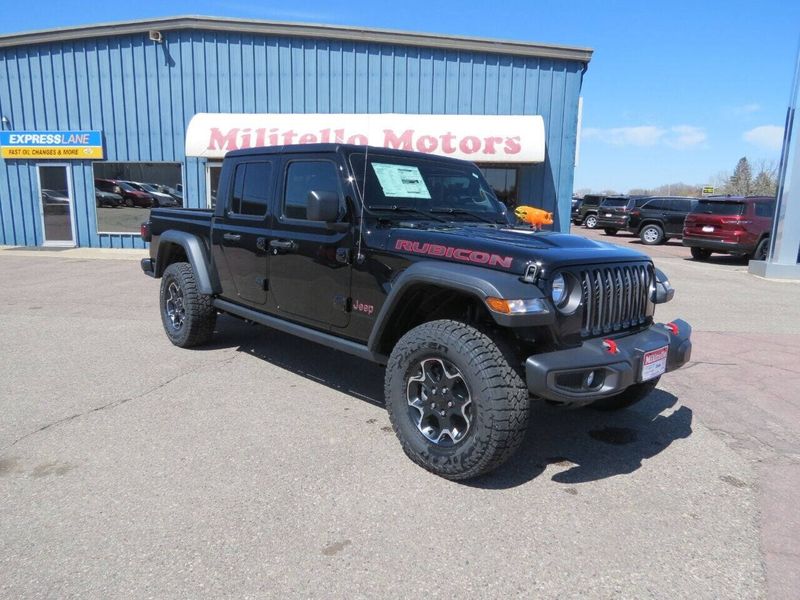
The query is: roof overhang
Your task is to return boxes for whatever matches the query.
[0,15,593,63]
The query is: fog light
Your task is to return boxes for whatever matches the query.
[584,370,597,388]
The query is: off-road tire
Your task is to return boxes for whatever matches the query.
[691,247,712,261]
[752,237,769,261]
[603,228,618,236]
[159,262,216,348]
[589,377,660,411]
[384,319,530,480]
[584,214,598,229]
[640,223,665,245]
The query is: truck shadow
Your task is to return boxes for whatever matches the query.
[470,391,692,489]
[210,316,693,488]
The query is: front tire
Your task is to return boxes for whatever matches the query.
[589,377,660,411]
[691,247,712,261]
[584,214,598,229]
[640,224,664,245]
[385,320,530,480]
[159,262,216,348]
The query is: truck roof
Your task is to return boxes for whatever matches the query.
[225,143,475,165]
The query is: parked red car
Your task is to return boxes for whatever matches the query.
[95,178,153,208]
[682,196,775,261]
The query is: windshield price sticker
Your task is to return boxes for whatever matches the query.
[370,163,432,199]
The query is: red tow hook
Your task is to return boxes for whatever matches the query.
[665,322,680,336]
[602,339,619,354]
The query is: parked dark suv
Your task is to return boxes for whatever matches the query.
[595,196,648,235]
[573,194,614,229]
[626,196,699,245]
[683,196,775,261]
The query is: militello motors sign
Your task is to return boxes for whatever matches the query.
[184,113,545,163]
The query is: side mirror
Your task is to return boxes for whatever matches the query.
[307,190,340,223]
[652,268,675,304]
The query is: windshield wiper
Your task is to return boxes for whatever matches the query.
[429,207,505,225]
[369,204,448,223]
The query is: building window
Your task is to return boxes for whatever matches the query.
[480,166,519,208]
[93,162,183,234]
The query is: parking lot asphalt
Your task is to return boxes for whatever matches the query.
[1,232,798,599]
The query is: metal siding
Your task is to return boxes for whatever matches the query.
[0,29,584,248]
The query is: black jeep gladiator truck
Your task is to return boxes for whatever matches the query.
[141,144,692,480]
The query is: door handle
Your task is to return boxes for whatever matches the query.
[223,233,241,242]
[269,239,297,252]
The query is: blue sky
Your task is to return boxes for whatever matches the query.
[2,0,798,192]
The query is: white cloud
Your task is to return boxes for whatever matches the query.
[743,125,784,152]
[726,103,761,116]
[582,126,665,146]
[667,125,707,149]
[582,125,706,149]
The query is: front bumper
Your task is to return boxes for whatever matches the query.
[525,320,692,406]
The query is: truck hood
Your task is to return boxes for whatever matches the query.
[381,225,650,277]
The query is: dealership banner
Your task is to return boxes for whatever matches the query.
[185,113,545,163]
[0,130,104,159]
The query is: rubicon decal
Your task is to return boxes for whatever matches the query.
[395,240,514,268]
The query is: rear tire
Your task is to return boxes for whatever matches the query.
[640,224,664,245]
[584,214,598,229]
[603,228,618,236]
[589,377,660,411]
[385,320,530,480]
[751,238,769,261]
[159,262,216,348]
[691,247,712,261]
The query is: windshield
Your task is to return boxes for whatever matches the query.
[349,153,509,222]
[600,198,629,208]
[697,201,745,216]
[116,182,136,192]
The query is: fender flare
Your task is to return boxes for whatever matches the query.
[367,260,551,354]
[155,230,221,295]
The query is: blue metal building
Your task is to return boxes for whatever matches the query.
[0,16,591,248]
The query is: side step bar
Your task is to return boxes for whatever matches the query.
[213,299,386,365]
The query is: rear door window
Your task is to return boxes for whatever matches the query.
[754,202,775,218]
[229,161,273,217]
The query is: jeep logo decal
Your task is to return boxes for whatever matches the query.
[395,240,513,269]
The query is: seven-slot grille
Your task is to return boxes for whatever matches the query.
[578,263,653,337]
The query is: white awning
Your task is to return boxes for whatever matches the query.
[185,113,545,163]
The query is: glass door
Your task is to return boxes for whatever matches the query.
[37,165,75,246]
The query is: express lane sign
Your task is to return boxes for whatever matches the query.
[0,130,104,159]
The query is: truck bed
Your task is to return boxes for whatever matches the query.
[149,207,213,240]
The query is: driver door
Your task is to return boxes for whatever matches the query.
[267,155,353,329]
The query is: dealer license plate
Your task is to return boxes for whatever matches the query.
[641,346,669,381]
[702,225,714,232]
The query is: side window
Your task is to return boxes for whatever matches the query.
[754,202,774,218]
[644,199,663,211]
[229,162,272,216]
[283,160,341,220]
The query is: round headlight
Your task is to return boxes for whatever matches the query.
[551,273,567,306]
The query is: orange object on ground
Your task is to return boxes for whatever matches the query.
[514,205,554,228]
